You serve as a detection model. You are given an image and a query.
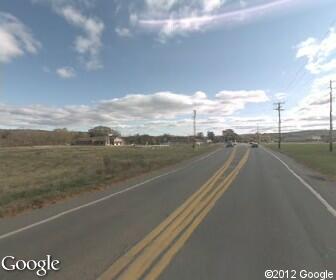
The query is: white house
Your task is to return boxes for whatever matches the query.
[113,137,125,146]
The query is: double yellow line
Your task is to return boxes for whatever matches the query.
[99,147,250,280]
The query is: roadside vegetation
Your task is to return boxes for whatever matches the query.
[266,143,336,180]
[0,144,218,217]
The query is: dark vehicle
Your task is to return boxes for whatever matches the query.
[251,142,259,148]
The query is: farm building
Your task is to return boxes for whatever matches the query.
[72,135,125,146]
[113,137,125,146]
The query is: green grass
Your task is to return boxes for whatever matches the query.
[0,144,219,217]
[266,143,336,180]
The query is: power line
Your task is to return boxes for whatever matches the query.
[274,102,285,149]
[281,16,336,94]
[283,62,307,94]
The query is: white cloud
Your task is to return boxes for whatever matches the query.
[274,92,287,101]
[33,1,104,70]
[281,27,336,132]
[0,12,41,62]
[215,90,269,114]
[144,0,179,14]
[278,72,336,133]
[286,29,336,121]
[0,89,270,134]
[202,0,224,13]
[56,66,76,78]
[130,0,303,41]
[216,90,269,103]
[296,28,336,74]
[292,73,335,111]
[115,27,132,38]
[59,6,104,70]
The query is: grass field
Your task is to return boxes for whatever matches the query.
[266,143,336,180]
[0,144,219,217]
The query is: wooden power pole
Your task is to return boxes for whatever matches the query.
[257,124,260,144]
[274,102,284,149]
[193,110,196,149]
[330,80,334,152]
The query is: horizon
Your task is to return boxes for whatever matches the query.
[1,127,334,138]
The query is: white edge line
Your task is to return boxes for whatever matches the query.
[262,147,336,218]
[0,148,221,240]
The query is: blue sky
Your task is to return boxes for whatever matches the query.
[1,0,336,135]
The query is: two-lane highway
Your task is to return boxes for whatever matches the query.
[99,147,249,280]
[158,146,336,279]
[0,145,335,280]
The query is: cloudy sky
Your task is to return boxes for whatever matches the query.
[1,0,336,135]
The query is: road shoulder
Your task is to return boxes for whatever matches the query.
[262,145,336,212]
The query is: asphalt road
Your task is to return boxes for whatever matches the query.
[0,145,335,280]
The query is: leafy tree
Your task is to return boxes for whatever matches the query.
[207,131,215,141]
[222,129,240,142]
[88,126,120,137]
[197,132,204,139]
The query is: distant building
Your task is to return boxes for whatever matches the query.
[311,136,322,141]
[72,135,124,146]
[113,137,125,146]
[195,141,204,146]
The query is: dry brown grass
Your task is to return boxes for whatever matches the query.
[0,144,218,217]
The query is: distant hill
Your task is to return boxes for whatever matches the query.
[280,130,333,142]
[241,129,336,143]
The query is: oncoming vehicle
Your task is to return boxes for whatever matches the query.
[226,141,234,148]
[251,142,259,148]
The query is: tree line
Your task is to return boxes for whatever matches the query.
[0,126,234,147]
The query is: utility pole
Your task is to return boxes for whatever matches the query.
[257,124,260,144]
[193,109,196,150]
[274,102,284,149]
[330,80,334,152]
